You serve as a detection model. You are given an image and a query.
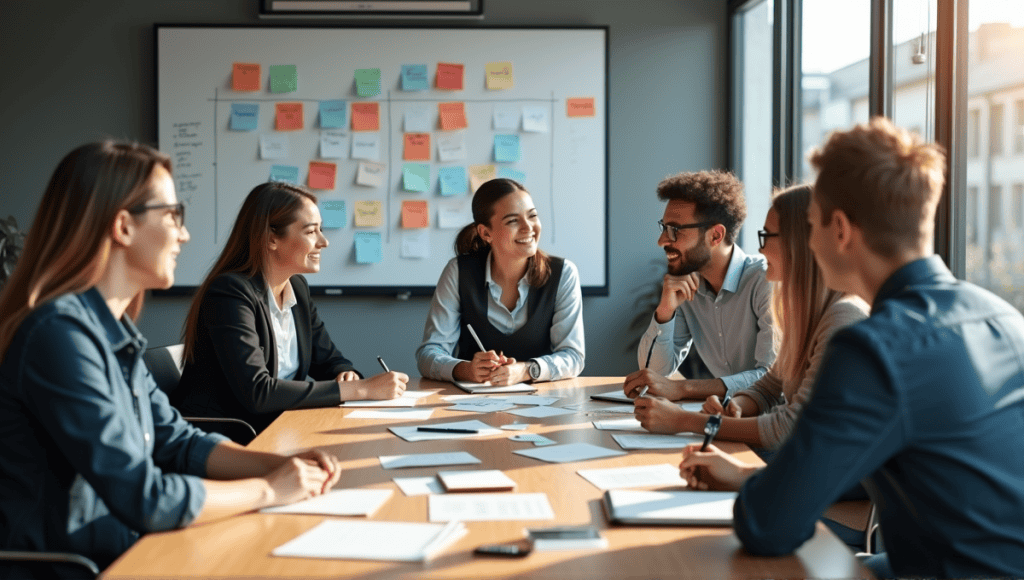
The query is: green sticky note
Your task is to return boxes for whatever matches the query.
[355,68,381,97]
[402,163,431,192]
[270,65,298,93]
[320,200,346,228]
[354,231,383,264]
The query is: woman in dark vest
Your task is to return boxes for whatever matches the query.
[416,178,584,385]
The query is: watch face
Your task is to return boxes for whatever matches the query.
[529,361,540,379]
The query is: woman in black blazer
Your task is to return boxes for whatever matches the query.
[174,182,407,434]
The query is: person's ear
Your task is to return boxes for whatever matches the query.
[832,209,855,252]
[707,225,725,247]
[476,222,492,244]
[110,209,135,248]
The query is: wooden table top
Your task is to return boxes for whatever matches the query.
[102,376,870,579]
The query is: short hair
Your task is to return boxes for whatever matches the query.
[809,117,946,257]
[656,170,747,244]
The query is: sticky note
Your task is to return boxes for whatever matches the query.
[404,105,432,132]
[493,105,519,130]
[437,133,467,161]
[403,133,431,161]
[269,164,299,184]
[320,130,349,159]
[401,230,430,259]
[354,231,383,264]
[438,166,468,196]
[308,162,337,190]
[354,68,381,97]
[468,164,497,193]
[232,63,261,91]
[438,102,468,131]
[485,61,514,90]
[494,134,521,162]
[230,103,259,131]
[438,200,473,229]
[402,164,431,192]
[321,200,346,228]
[269,64,297,93]
[259,134,289,159]
[497,168,526,184]
[319,100,347,128]
[356,161,386,187]
[402,200,429,228]
[567,97,596,117]
[351,102,380,131]
[522,106,549,133]
[275,102,303,131]
[436,63,464,90]
[354,200,383,227]
[351,133,380,161]
[401,64,429,91]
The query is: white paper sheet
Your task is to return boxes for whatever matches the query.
[453,381,536,394]
[447,399,517,413]
[379,451,481,469]
[346,408,435,420]
[351,133,380,161]
[610,433,705,450]
[404,105,432,132]
[341,390,433,407]
[604,490,737,525]
[261,489,393,516]
[513,442,626,464]
[592,418,645,432]
[259,134,289,159]
[502,395,559,406]
[510,433,556,446]
[429,492,554,522]
[355,160,386,187]
[521,105,549,132]
[577,464,687,490]
[500,423,531,430]
[389,420,502,442]
[319,130,349,158]
[505,405,574,418]
[589,389,632,403]
[393,476,446,496]
[436,133,467,161]
[400,229,431,259]
[272,520,466,562]
[437,469,516,492]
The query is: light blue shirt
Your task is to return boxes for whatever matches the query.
[416,254,585,382]
[638,244,775,395]
[265,282,300,381]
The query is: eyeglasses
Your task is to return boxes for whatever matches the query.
[657,219,715,242]
[757,229,779,250]
[130,202,186,228]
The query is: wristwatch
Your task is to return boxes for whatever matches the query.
[527,360,541,381]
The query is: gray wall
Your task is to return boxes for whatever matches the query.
[0,0,727,376]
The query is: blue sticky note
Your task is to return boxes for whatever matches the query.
[494,134,521,163]
[402,163,431,192]
[269,164,299,184]
[355,68,381,97]
[401,64,429,91]
[438,166,468,196]
[497,168,526,184]
[354,231,383,264]
[230,103,259,131]
[320,200,346,228]
[319,100,347,128]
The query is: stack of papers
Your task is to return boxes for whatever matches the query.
[611,433,704,450]
[512,442,626,464]
[577,464,687,490]
[527,526,608,551]
[261,489,393,516]
[429,492,555,522]
[346,408,434,420]
[380,451,481,469]
[453,380,536,394]
[438,469,517,492]
[272,520,467,562]
[603,489,737,526]
[341,390,435,407]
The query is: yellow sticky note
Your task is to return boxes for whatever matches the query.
[354,200,383,227]
[485,61,514,90]
[468,164,497,194]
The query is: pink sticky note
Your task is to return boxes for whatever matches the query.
[566,97,596,118]
[436,63,465,90]
[232,62,260,91]
[275,102,303,130]
[308,161,337,190]
[404,133,431,161]
[352,102,380,131]
[402,200,429,228]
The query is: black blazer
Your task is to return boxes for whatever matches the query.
[173,273,358,434]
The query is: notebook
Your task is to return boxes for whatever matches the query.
[453,380,537,394]
[602,489,737,526]
[272,520,466,562]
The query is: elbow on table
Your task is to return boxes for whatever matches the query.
[733,502,811,557]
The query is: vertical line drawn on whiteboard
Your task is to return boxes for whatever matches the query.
[213,88,219,243]
[386,90,392,244]
[549,91,556,244]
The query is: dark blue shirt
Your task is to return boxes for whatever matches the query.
[0,288,226,571]
[734,256,1024,578]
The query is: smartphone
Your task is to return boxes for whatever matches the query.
[527,526,601,540]
[473,539,533,558]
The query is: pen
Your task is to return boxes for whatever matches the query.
[700,414,722,451]
[377,356,390,372]
[466,324,487,352]
[417,426,480,434]
[634,328,661,397]
[720,394,732,412]
[637,386,649,398]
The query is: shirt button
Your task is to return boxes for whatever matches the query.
[144,432,151,443]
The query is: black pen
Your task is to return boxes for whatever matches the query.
[634,328,662,398]
[417,426,479,434]
[377,356,390,372]
[700,414,722,451]
[720,395,732,412]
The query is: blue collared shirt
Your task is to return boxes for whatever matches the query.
[734,256,1024,577]
[639,244,775,394]
[0,288,227,569]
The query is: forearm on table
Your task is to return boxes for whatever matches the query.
[192,478,274,525]
[204,441,282,480]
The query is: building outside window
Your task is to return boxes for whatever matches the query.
[1015,99,1024,154]
[990,103,1004,156]
[968,108,981,159]
[1013,183,1023,229]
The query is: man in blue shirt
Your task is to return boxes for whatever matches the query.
[680,118,1024,578]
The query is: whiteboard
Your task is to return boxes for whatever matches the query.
[156,25,607,296]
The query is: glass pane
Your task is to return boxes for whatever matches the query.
[892,0,937,142]
[965,2,1024,311]
[799,0,870,181]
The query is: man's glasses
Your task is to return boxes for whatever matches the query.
[757,229,779,250]
[658,219,715,242]
[130,202,186,228]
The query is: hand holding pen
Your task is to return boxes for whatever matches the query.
[455,324,511,383]
[356,356,408,400]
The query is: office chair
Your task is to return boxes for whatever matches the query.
[0,550,99,578]
[143,344,257,445]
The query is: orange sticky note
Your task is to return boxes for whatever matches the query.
[485,61,514,90]
[402,200,429,228]
[233,62,260,91]
[352,102,380,131]
[308,161,337,190]
[275,102,303,131]
[468,164,497,193]
[567,97,596,117]
[436,63,464,90]
[438,102,468,131]
[404,133,431,161]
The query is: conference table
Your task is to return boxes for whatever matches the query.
[102,377,870,579]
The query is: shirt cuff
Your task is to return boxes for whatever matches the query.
[437,359,462,382]
[534,359,551,382]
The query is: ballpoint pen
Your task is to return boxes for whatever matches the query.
[466,324,487,352]
[634,328,661,398]
[417,426,479,434]
[700,414,722,451]
[377,356,390,372]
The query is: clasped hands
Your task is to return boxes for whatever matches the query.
[456,350,529,385]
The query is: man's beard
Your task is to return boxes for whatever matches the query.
[666,238,711,276]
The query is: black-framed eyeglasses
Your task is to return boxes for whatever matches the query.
[129,202,186,228]
[657,219,715,242]
[757,229,779,250]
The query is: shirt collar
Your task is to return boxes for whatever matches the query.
[79,287,146,353]
[266,280,297,315]
[715,244,747,295]
[872,255,955,310]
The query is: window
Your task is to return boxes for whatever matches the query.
[967,186,978,243]
[1013,184,1023,229]
[968,108,980,159]
[1015,99,1024,154]
[990,103,1004,156]
[893,0,936,143]
[989,185,1003,230]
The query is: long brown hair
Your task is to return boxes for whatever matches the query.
[182,182,317,361]
[453,178,552,287]
[0,141,169,360]
[769,184,845,386]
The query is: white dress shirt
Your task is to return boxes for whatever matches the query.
[266,281,300,381]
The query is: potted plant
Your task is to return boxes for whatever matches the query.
[0,215,26,291]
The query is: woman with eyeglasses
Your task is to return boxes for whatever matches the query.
[633,184,868,452]
[416,178,584,385]
[174,182,408,436]
[0,142,342,577]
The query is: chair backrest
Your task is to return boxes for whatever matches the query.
[143,344,185,395]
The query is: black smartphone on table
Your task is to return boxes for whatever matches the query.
[473,539,533,557]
